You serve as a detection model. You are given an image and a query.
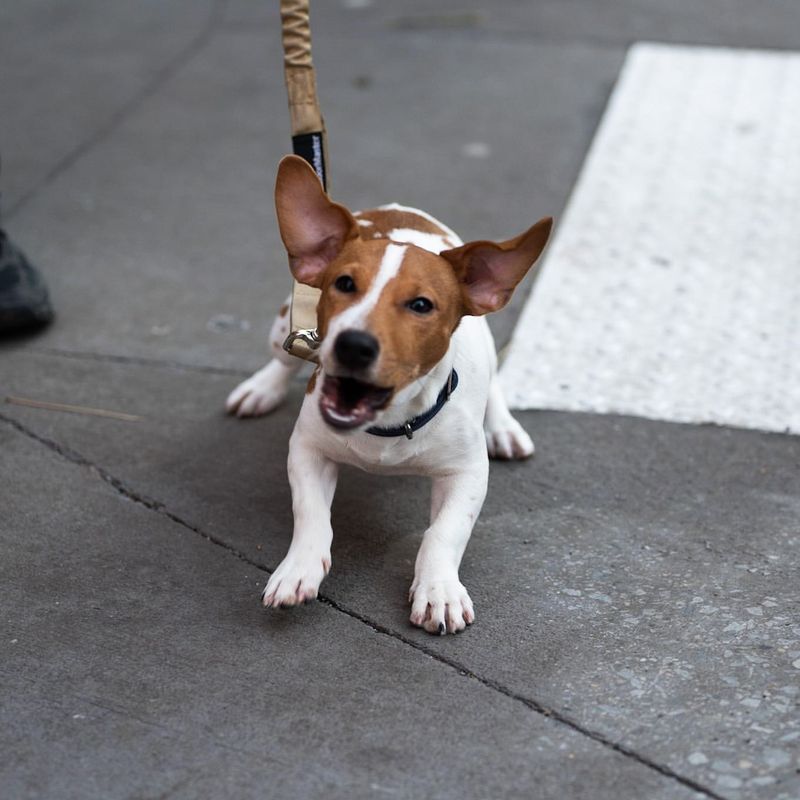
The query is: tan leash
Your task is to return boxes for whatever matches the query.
[279,0,324,360]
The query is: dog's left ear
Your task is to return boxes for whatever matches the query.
[275,155,359,288]
[441,216,553,315]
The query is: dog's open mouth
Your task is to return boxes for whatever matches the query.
[319,376,392,429]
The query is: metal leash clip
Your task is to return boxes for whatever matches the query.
[283,327,320,357]
[283,281,322,360]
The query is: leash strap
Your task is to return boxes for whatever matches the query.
[280,0,323,360]
[366,370,459,440]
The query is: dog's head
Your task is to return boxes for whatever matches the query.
[275,155,552,430]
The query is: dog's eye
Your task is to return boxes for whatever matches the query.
[406,297,434,314]
[334,275,356,293]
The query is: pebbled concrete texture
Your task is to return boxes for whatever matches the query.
[2,350,799,799]
[501,42,800,435]
[3,422,701,800]
[2,1,800,798]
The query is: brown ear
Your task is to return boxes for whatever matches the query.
[440,216,553,315]
[275,155,359,287]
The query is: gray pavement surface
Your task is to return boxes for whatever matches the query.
[1,2,799,799]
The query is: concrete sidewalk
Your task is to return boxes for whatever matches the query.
[2,2,799,799]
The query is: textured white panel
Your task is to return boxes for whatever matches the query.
[500,42,800,435]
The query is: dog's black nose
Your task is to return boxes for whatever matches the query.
[334,330,379,370]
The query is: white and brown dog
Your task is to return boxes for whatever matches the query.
[227,155,551,634]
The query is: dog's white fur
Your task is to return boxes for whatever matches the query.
[227,157,549,634]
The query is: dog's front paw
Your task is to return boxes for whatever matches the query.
[409,575,474,634]
[485,418,535,460]
[226,362,292,418]
[261,554,331,607]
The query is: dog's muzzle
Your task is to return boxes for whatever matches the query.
[318,331,391,430]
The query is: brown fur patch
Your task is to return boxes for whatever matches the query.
[306,367,319,395]
[279,303,289,318]
[365,246,462,391]
[314,238,388,342]
[317,233,465,400]
[355,208,457,245]
[314,239,463,396]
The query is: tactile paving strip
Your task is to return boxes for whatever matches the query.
[500,42,800,435]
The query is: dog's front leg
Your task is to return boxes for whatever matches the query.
[262,433,338,607]
[409,457,489,634]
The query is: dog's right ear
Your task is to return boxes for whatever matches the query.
[275,155,359,287]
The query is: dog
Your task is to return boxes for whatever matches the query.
[227,155,552,634]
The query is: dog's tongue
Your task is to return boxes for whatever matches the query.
[319,376,391,430]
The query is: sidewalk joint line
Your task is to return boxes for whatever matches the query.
[0,410,255,571]
[0,409,726,800]
[316,594,727,800]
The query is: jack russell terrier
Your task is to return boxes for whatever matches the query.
[227,155,552,634]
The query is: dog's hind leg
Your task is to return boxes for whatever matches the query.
[483,374,535,460]
[226,296,302,417]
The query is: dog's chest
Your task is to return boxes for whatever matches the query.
[311,409,482,475]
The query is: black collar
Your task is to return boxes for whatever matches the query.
[366,369,459,440]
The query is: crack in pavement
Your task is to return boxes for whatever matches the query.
[4,0,229,221]
[0,410,727,800]
[0,410,254,568]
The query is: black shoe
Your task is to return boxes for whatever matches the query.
[0,230,54,334]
